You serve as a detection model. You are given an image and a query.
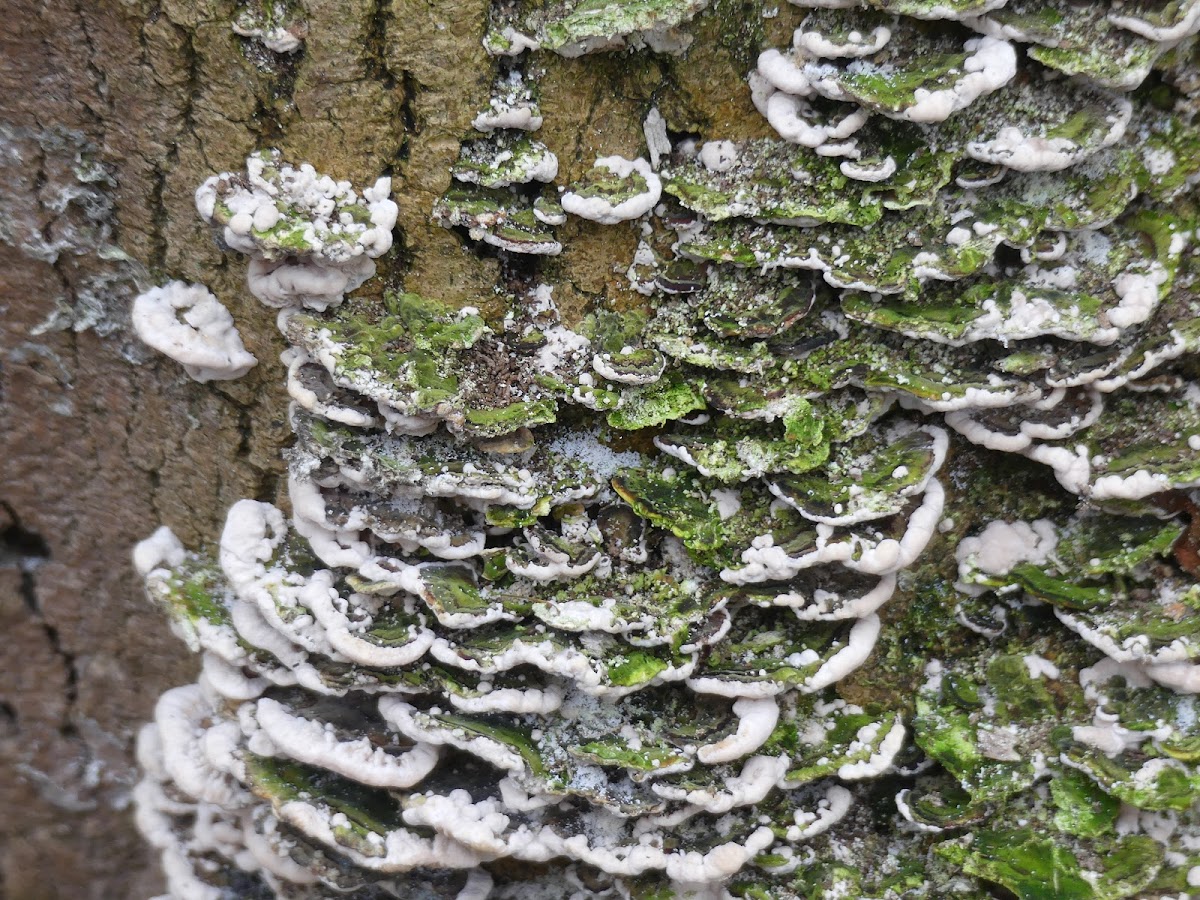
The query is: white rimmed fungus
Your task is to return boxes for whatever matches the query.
[131,282,257,383]
[561,156,663,225]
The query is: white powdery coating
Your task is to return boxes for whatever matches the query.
[278,798,485,872]
[284,350,377,428]
[1025,443,1093,495]
[850,477,945,575]
[220,496,348,658]
[786,785,853,840]
[427,631,696,698]
[699,140,740,173]
[218,499,288,596]
[956,518,1058,579]
[1109,263,1168,329]
[1091,469,1184,501]
[1144,660,1200,694]
[240,812,321,885]
[765,92,869,148]
[456,869,495,900]
[967,97,1131,172]
[789,423,948,527]
[651,754,790,814]
[892,36,1016,123]
[1023,654,1061,680]
[159,846,229,900]
[133,526,186,577]
[402,791,513,853]
[793,21,891,58]
[806,613,883,692]
[536,597,622,632]
[196,156,397,263]
[288,474,377,569]
[722,479,945,583]
[1056,608,1197,667]
[838,716,906,780]
[232,22,303,53]
[473,105,543,132]
[506,548,601,583]
[840,155,896,182]
[592,351,665,385]
[304,585,435,667]
[403,790,775,881]
[895,788,944,833]
[537,322,592,374]
[1072,716,1168,758]
[697,698,780,764]
[227,597,307,672]
[561,156,662,225]
[379,699,528,773]
[132,282,257,383]
[201,653,269,701]
[946,391,1104,454]
[447,683,566,715]
[253,698,440,787]
[791,572,897,621]
[455,145,558,186]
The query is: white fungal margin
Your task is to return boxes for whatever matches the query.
[132,281,257,383]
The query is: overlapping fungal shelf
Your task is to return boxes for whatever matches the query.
[136,1,1200,897]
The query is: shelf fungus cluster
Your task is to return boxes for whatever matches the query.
[134,1,1200,898]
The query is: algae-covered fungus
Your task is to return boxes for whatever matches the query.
[196,150,398,310]
[562,156,663,225]
[132,1,1200,897]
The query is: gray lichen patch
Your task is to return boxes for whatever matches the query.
[484,0,711,57]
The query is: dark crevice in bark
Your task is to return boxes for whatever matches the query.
[151,17,202,274]
[365,0,398,90]
[43,618,81,727]
[0,503,77,725]
[385,68,420,282]
[0,501,51,614]
[251,95,287,147]
[0,700,17,737]
[398,70,417,160]
[71,0,111,124]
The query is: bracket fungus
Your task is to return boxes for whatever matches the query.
[133,1,1200,897]
[131,281,258,383]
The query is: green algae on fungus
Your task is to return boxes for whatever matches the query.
[967,0,1169,90]
[452,132,559,188]
[433,185,564,255]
